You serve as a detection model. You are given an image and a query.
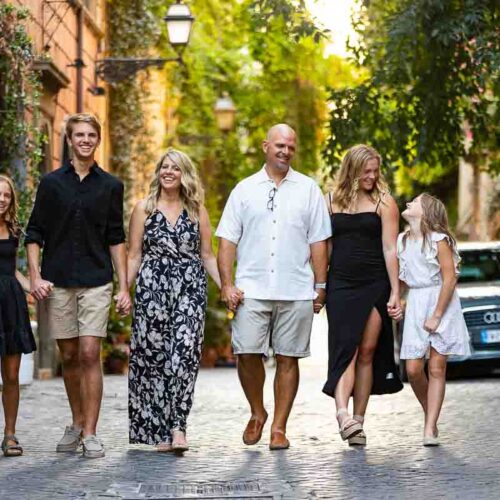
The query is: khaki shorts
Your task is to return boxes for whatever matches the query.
[231,298,313,358]
[39,283,113,339]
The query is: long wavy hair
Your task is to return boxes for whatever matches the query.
[331,144,389,213]
[145,148,204,221]
[0,175,21,237]
[402,193,457,252]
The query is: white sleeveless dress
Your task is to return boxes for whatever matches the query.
[397,232,471,359]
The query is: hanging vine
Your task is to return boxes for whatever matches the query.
[0,4,43,229]
[107,0,163,211]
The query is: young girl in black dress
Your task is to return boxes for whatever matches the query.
[0,175,38,456]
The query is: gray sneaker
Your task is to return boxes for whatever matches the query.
[56,425,82,452]
[82,435,105,459]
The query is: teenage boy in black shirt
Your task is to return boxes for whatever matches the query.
[26,113,131,459]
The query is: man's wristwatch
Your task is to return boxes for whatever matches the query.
[314,282,327,290]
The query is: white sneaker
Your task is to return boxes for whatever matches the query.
[56,425,82,452]
[82,435,105,459]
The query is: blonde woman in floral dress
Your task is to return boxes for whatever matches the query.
[127,149,223,453]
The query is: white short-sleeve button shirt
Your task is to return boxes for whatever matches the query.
[216,166,332,300]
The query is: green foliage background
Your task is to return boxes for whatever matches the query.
[323,0,499,221]
[163,0,336,215]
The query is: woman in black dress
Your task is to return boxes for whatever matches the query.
[0,175,37,457]
[323,145,403,446]
[127,149,225,453]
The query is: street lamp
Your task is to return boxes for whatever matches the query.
[165,1,195,46]
[94,1,195,85]
[214,92,237,132]
[177,93,236,144]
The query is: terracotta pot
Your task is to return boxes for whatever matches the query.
[200,346,218,368]
[105,357,128,375]
[217,342,234,362]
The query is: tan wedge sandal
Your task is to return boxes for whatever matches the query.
[337,409,363,441]
[348,415,367,446]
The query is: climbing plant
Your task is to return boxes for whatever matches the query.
[0,3,43,231]
[107,0,164,211]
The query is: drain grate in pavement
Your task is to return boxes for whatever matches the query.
[88,480,291,499]
[138,480,272,499]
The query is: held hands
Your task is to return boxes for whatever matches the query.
[221,285,244,312]
[313,289,326,314]
[30,277,54,301]
[424,315,441,334]
[387,291,403,322]
[114,290,132,317]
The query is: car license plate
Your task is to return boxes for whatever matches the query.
[481,329,500,343]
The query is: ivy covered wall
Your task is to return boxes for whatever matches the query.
[0,4,43,228]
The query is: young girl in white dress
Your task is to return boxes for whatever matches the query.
[395,193,470,446]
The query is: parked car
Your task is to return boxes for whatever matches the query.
[396,241,500,380]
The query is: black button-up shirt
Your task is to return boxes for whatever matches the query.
[25,161,126,287]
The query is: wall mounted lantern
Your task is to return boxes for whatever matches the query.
[214,92,237,132]
[94,1,195,85]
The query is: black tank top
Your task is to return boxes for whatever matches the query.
[0,235,17,277]
[326,191,388,284]
[329,212,388,282]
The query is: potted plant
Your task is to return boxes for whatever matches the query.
[102,288,132,374]
[103,344,129,375]
[202,279,233,367]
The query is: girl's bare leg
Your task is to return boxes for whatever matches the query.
[1,354,22,443]
[405,358,428,413]
[425,347,447,437]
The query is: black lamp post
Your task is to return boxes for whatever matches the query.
[95,1,195,85]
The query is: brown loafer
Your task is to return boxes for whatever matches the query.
[269,430,290,450]
[243,415,267,445]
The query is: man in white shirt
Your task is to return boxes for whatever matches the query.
[216,124,331,450]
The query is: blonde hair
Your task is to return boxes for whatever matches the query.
[403,193,457,252]
[145,148,204,221]
[332,144,389,212]
[65,113,101,139]
[0,175,21,237]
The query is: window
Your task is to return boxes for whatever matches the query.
[459,250,500,283]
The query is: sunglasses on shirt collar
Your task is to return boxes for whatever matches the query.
[267,187,277,211]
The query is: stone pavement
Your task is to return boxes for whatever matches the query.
[1,314,500,500]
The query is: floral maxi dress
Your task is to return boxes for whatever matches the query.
[129,209,207,445]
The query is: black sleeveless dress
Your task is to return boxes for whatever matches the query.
[0,235,36,356]
[322,211,402,397]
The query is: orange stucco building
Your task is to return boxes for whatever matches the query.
[11,0,109,172]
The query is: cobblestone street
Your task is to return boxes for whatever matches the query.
[1,315,499,499]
